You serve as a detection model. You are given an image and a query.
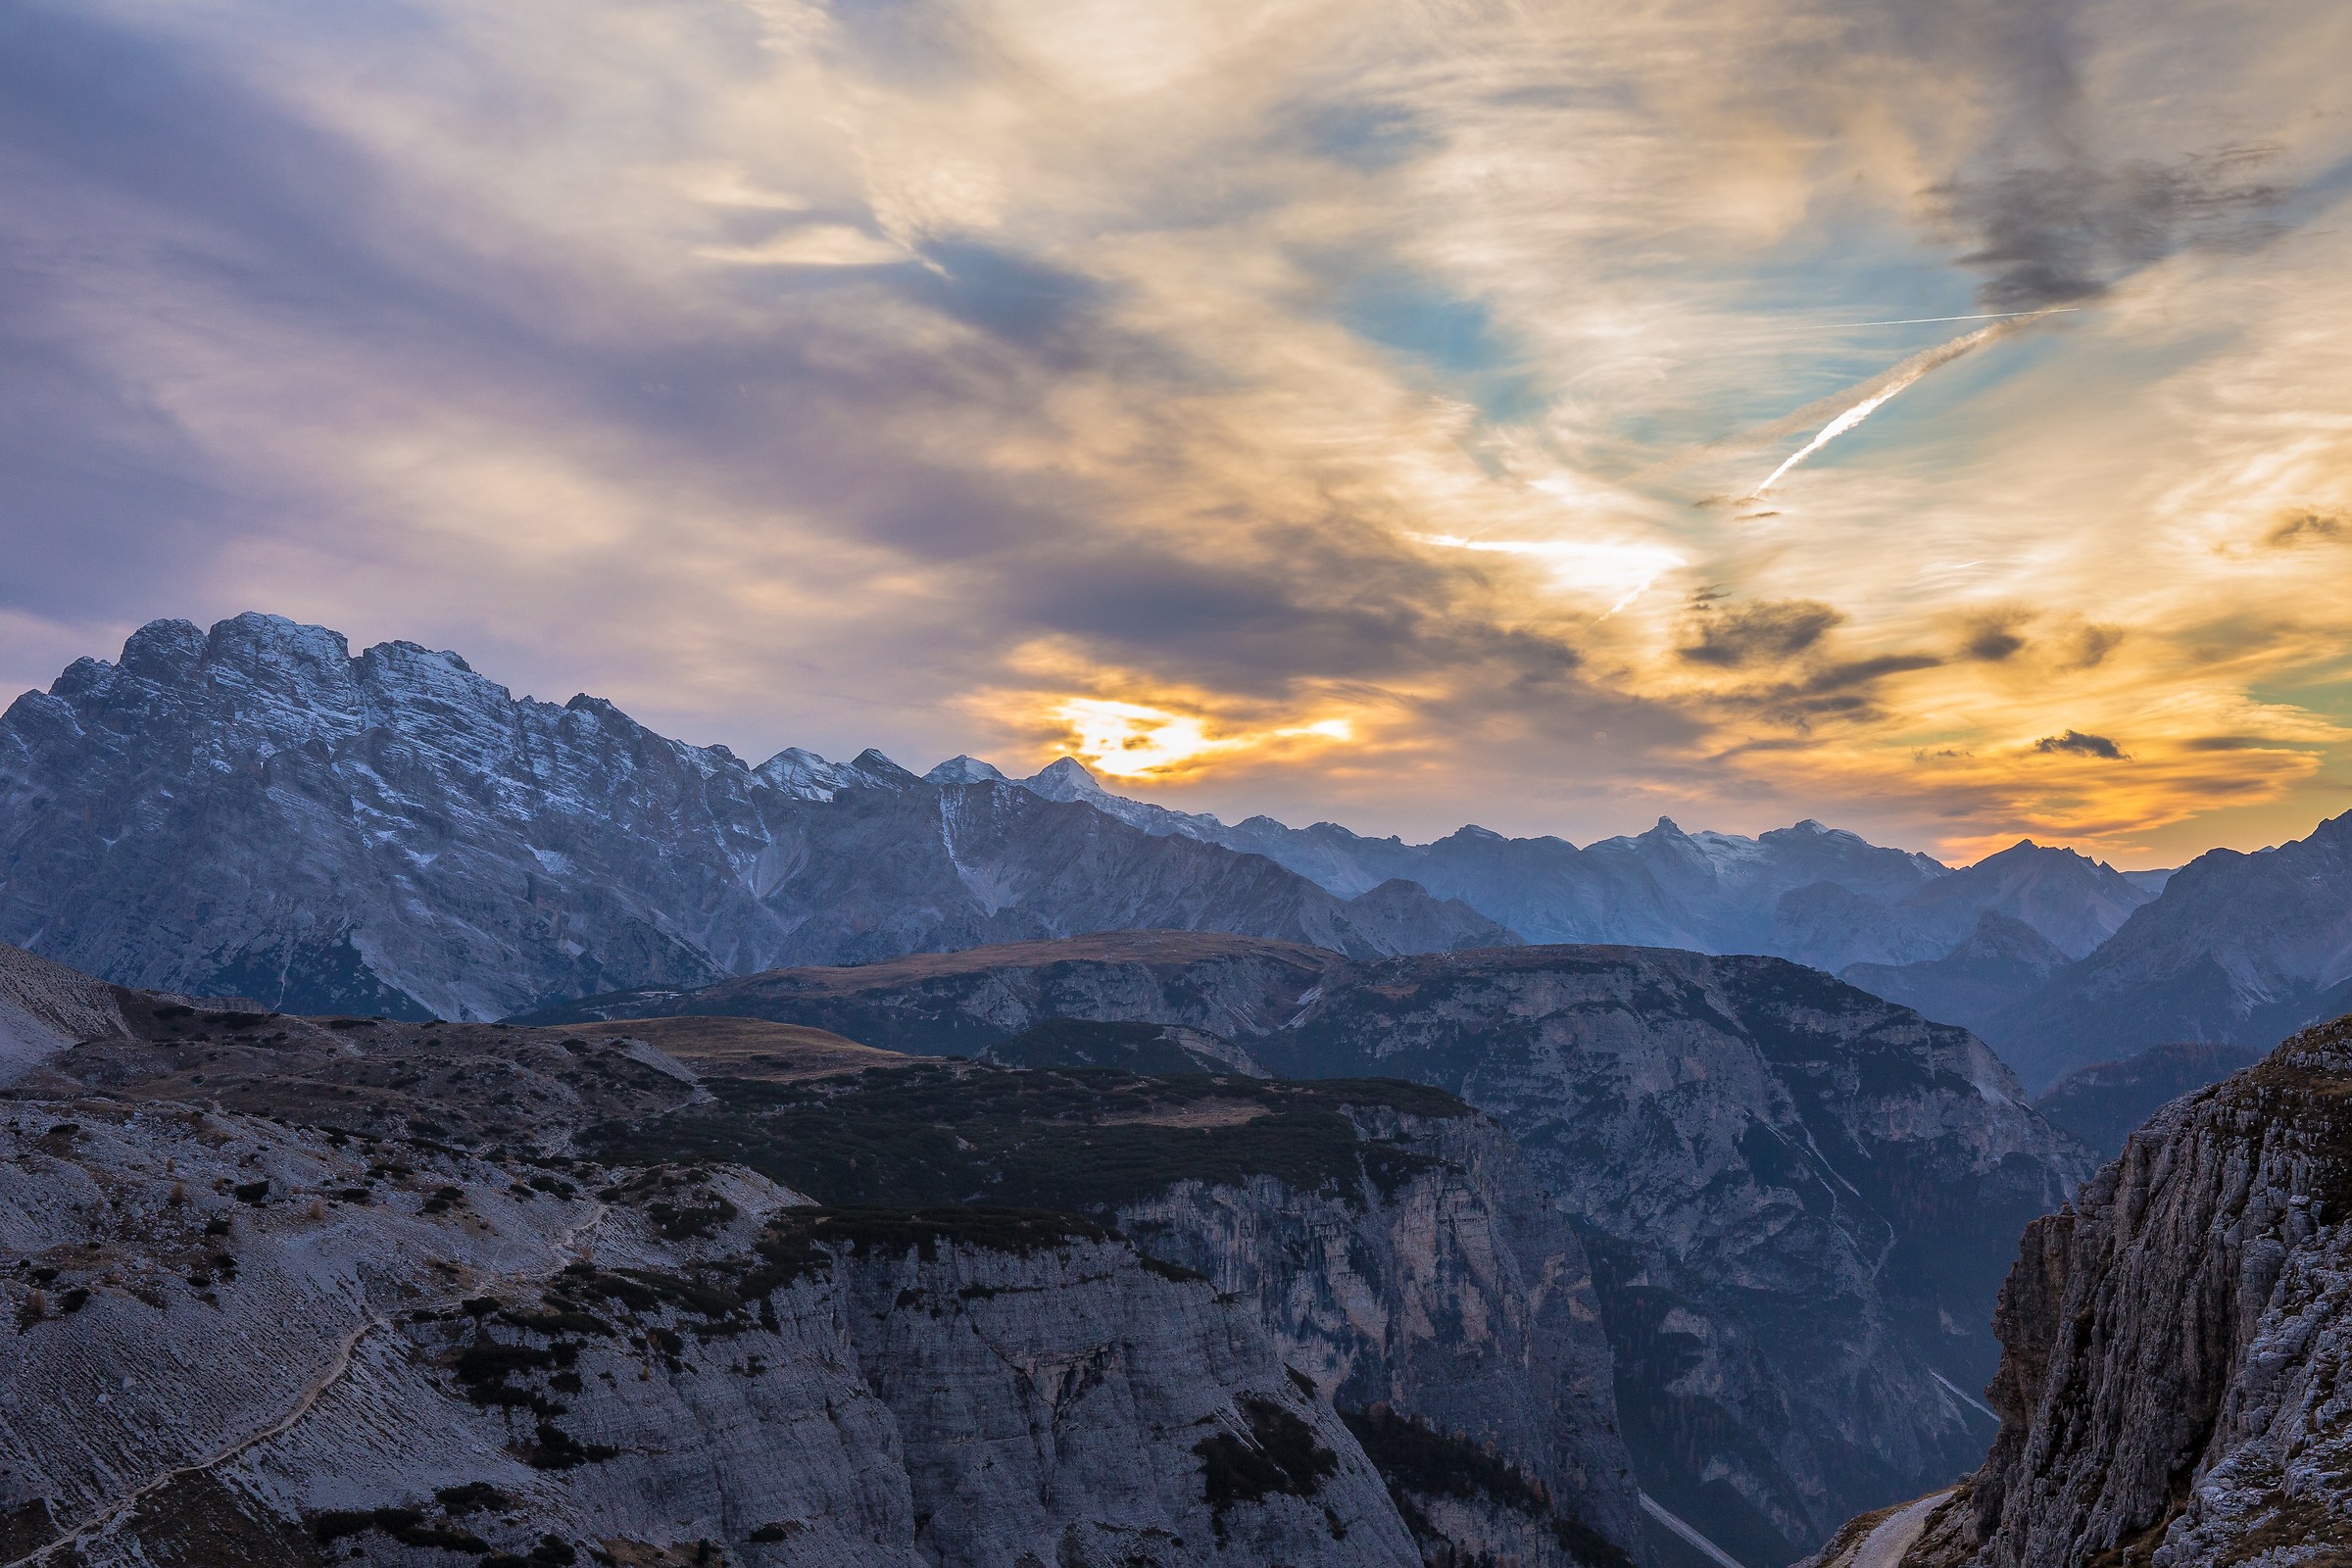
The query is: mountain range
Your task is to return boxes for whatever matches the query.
[4,612,2348,1092]
[5,612,2347,1566]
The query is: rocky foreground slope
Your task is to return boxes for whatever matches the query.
[536,934,2096,1565]
[0,950,1639,1568]
[1806,1014,2352,1568]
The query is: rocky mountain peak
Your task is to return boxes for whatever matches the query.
[925,754,1008,783]
[844,747,918,787]
[1026,755,1107,798]
[1949,909,2073,968]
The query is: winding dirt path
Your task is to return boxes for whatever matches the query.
[3,1313,387,1568]
[6,1197,612,1568]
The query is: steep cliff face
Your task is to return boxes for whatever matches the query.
[1262,948,2091,1567]
[1115,1102,1639,1558]
[0,616,1502,1020]
[0,1103,1427,1568]
[577,1053,1642,1565]
[566,934,2093,1565]
[1811,1015,2352,1568]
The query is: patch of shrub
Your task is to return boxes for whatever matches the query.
[1195,1396,1338,1518]
[1339,1404,1633,1568]
[431,1482,511,1514]
[519,1421,619,1470]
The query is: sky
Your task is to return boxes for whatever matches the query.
[5,0,2352,866]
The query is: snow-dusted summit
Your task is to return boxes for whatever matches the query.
[0,614,1507,1019]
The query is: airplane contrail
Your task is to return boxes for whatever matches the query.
[1825,307,2080,328]
[1746,310,2061,497]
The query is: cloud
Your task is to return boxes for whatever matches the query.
[2034,729,2130,760]
[0,0,2349,863]
[1680,599,1844,667]
[1933,147,2286,309]
[1960,614,2027,662]
[2268,510,2347,547]
[695,225,909,268]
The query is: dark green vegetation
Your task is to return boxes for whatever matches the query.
[745,1205,1111,1283]
[1343,1405,1634,1568]
[1196,1396,1338,1526]
[582,1058,1468,1214]
[986,1016,1234,1074]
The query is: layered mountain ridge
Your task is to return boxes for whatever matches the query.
[0,614,1506,1020]
[8,612,2347,1097]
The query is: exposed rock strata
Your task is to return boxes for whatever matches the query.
[556,934,2094,1564]
[0,949,1639,1568]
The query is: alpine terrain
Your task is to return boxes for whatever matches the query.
[0,940,1642,1568]
[530,933,2097,1566]
[1806,1013,2352,1567]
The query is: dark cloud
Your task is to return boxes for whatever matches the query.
[2034,729,2129,760]
[1678,599,1843,667]
[1933,145,2285,309]
[2267,510,2347,547]
[2062,623,2124,669]
[1960,615,2026,662]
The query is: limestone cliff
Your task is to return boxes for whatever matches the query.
[551,935,2095,1564]
[0,951,1640,1568]
[1809,1013,2352,1567]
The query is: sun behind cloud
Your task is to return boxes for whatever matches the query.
[1052,697,1354,779]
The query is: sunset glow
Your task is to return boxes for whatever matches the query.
[1053,699,1355,779]
[3,0,2349,862]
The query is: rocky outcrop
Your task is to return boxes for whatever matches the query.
[0,1105,1424,1568]
[564,934,2094,1564]
[1812,1015,2352,1567]
[0,615,1504,1020]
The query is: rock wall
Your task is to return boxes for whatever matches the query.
[1812,1015,2352,1568]
[1117,1102,1640,1560]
